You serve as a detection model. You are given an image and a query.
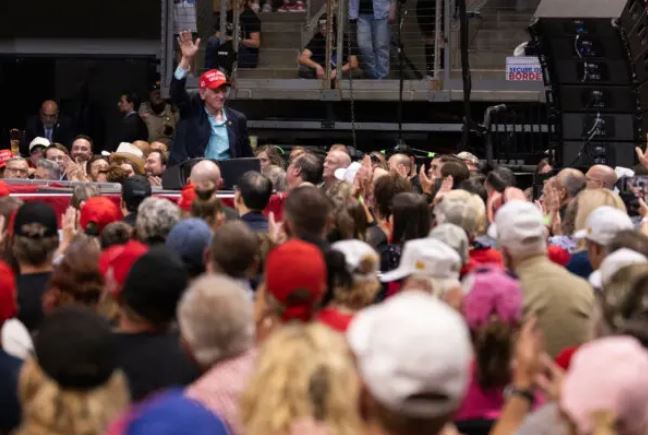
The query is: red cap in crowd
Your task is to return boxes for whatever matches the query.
[0,181,10,197]
[199,69,229,91]
[0,261,17,324]
[80,197,123,235]
[265,240,326,322]
[178,183,196,212]
[99,241,149,296]
[0,150,13,169]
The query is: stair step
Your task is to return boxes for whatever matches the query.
[473,28,530,41]
[258,48,300,67]
[237,68,299,78]
[262,20,302,31]
[478,19,532,30]
[259,11,307,22]
[478,10,536,22]
[262,30,303,48]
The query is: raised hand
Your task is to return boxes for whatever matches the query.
[419,164,434,194]
[512,317,544,388]
[177,31,201,67]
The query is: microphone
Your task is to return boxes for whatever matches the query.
[491,104,508,113]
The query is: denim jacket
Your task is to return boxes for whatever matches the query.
[349,0,392,20]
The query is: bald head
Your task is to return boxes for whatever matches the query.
[190,160,222,191]
[556,168,586,202]
[586,165,617,190]
[322,149,352,183]
[40,100,59,128]
[388,153,412,178]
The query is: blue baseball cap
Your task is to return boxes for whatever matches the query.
[125,390,229,435]
[165,218,213,277]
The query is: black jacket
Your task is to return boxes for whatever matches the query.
[112,112,149,151]
[23,115,75,155]
[169,75,252,165]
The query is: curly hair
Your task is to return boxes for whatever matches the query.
[15,358,129,435]
[48,239,103,308]
[135,197,181,244]
[327,249,379,310]
[240,324,362,435]
[599,265,648,347]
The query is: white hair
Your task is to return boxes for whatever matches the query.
[177,274,254,367]
[135,197,181,243]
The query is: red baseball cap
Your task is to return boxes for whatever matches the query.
[80,196,123,235]
[0,261,17,324]
[199,69,229,90]
[0,150,13,169]
[0,181,10,197]
[99,240,149,296]
[265,240,327,322]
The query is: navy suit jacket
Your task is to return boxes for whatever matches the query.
[169,76,252,165]
[23,115,75,155]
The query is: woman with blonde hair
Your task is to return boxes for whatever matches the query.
[317,240,380,332]
[240,323,362,435]
[16,306,129,435]
[573,188,626,234]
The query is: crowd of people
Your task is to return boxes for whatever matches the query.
[0,135,647,435]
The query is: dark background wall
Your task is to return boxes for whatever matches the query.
[0,0,161,150]
[0,0,161,38]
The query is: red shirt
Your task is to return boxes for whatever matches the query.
[462,247,504,275]
[317,307,354,333]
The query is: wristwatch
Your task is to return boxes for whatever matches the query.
[504,385,535,406]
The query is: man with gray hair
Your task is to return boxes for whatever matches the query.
[490,200,593,357]
[180,274,256,435]
[34,159,61,180]
[555,168,586,213]
[135,197,181,245]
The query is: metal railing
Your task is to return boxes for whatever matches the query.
[160,0,544,101]
[487,102,552,165]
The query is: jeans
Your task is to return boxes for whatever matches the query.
[357,14,390,79]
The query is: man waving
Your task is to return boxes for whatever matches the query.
[169,31,253,164]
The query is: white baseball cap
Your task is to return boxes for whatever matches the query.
[334,161,361,184]
[29,136,51,153]
[588,248,647,289]
[331,239,379,281]
[488,200,546,254]
[347,291,472,418]
[573,206,633,247]
[380,238,461,283]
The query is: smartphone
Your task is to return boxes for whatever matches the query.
[620,176,648,201]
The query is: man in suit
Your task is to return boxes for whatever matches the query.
[169,31,253,165]
[22,100,74,156]
[114,92,149,151]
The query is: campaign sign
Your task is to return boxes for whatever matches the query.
[506,57,543,81]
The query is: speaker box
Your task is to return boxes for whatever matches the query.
[562,141,636,167]
[558,85,637,112]
[561,113,636,141]
[531,0,645,167]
